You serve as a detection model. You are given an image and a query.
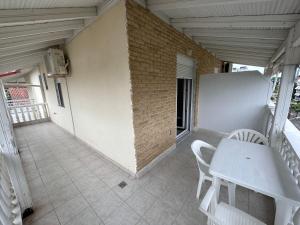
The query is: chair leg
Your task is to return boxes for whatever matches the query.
[196,173,205,199]
[228,182,236,206]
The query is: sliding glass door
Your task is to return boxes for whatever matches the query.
[176,78,192,139]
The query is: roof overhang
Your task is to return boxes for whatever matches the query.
[146,0,300,68]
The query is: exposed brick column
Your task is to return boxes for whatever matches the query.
[126,0,222,171]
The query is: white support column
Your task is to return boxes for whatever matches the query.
[270,26,300,147]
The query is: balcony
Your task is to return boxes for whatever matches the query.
[0,0,299,225]
[18,122,275,225]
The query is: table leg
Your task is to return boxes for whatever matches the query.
[228,182,236,206]
[274,199,299,225]
[208,177,221,225]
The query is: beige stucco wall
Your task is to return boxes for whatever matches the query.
[22,68,44,103]
[38,63,75,135]
[24,68,44,104]
[38,1,137,173]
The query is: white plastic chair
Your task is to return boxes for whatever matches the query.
[199,185,266,225]
[228,129,269,146]
[191,140,215,199]
[191,140,236,204]
[292,208,300,225]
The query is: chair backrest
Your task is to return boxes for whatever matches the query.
[293,207,300,225]
[191,140,216,176]
[228,129,269,145]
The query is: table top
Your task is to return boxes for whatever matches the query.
[210,138,300,204]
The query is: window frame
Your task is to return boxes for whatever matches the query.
[54,78,65,108]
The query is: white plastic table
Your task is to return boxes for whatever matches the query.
[209,138,300,225]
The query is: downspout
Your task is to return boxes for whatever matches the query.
[0,70,20,78]
[65,77,76,136]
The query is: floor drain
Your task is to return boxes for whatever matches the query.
[118,181,127,189]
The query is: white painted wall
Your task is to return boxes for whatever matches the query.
[37,64,75,135]
[198,71,272,133]
[34,1,137,173]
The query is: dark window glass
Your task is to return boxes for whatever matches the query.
[54,79,64,107]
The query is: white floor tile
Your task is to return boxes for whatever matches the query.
[104,203,140,225]
[17,123,275,225]
[90,190,123,220]
[55,195,89,225]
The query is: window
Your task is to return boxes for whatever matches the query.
[54,79,64,107]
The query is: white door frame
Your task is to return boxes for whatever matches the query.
[176,54,196,140]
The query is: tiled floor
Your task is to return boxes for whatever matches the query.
[16,122,275,225]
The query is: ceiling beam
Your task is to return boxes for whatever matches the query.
[0,40,64,57]
[0,58,42,73]
[293,20,300,47]
[215,53,271,61]
[0,20,83,40]
[0,31,72,50]
[203,45,275,55]
[217,56,268,67]
[0,7,97,27]
[269,20,300,66]
[194,36,282,45]
[171,14,300,29]
[270,40,286,64]
[148,0,272,11]
[0,51,45,64]
[197,39,279,49]
[0,55,43,67]
[208,49,272,58]
[184,28,288,40]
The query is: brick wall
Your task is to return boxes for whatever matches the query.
[126,0,222,171]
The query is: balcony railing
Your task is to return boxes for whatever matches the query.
[265,104,300,189]
[0,153,22,225]
[7,103,49,125]
[264,104,275,140]
[6,99,35,107]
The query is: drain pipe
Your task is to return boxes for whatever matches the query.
[65,77,76,136]
[0,69,20,78]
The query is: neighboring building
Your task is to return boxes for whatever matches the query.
[294,72,300,102]
[232,63,265,73]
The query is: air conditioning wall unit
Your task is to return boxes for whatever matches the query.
[44,48,68,77]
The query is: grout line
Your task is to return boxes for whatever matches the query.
[23,136,62,225]
[18,123,276,225]
[63,138,147,224]
[22,123,136,225]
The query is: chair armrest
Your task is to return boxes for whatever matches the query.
[199,207,223,225]
[200,186,215,211]
[199,186,222,225]
[203,143,217,152]
[201,159,210,168]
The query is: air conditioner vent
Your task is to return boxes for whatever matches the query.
[44,48,68,77]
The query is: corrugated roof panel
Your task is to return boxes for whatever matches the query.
[147,0,300,66]
[149,0,300,18]
[0,0,103,9]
